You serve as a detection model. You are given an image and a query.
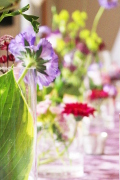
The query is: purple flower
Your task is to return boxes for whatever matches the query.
[38,26,51,38]
[9,29,60,89]
[98,0,119,9]
[36,48,60,89]
[9,29,36,62]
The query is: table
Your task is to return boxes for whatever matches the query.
[81,111,119,180]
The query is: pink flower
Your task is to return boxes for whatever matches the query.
[37,99,51,116]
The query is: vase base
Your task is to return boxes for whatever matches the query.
[38,165,84,179]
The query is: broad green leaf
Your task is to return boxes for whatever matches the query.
[0,69,34,180]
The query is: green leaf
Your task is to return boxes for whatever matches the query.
[20,51,26,56]
[37,58,49,64]
[35,46,42,59]
[0,4,40,33]
[0,69,34,179]
[22,13,40,33]
[24,39,30,46]
[0,4,29,19]
[22,14,39,21]
[24,39,31,55]
[31,19,40,33]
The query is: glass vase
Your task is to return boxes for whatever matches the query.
[0,67,37,180]
[83,116,108,155]
[37,115,83,180]
[83,98,114,155]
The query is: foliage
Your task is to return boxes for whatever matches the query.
[0,69,34,179]
[0,4,39,33]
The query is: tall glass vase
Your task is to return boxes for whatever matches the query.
[0,67,37,180]
[37,115,83,179]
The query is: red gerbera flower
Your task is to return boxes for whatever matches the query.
[89,89,109,100]
[62,102,95,118]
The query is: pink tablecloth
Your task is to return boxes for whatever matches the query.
[81,112,119,180]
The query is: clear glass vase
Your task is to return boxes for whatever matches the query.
[83,99,110,155]
[0,67,37,180]
[37,115,83,179]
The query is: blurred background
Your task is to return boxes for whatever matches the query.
[0,0,120,63]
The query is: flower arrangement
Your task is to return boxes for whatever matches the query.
[86,62,117,116]
[37,100,95,177]
[36,0,118,176]
[36,4,108,103]
[0,0,119,179]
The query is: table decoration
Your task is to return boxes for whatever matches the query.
[37,102,95,179]
[86,62,117,129]
[0,0,119,179]
[36,0,119,176]
[37,4,106,103]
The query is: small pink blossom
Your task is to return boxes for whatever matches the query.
[37,99,51,116]
[50,105,64,114]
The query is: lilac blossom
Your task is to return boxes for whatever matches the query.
[36,39,60,89]
[98,0,119,9]
[9,28,60,89]
[9,30,36,62]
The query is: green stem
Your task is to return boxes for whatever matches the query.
[17,63,32,84]
[91,7,105,33]
[85,54,93,70]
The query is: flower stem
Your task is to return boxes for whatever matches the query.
[38,123,78,166]
[91,7,105,33]
[7,46,9,68]
[17,63,33,84]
